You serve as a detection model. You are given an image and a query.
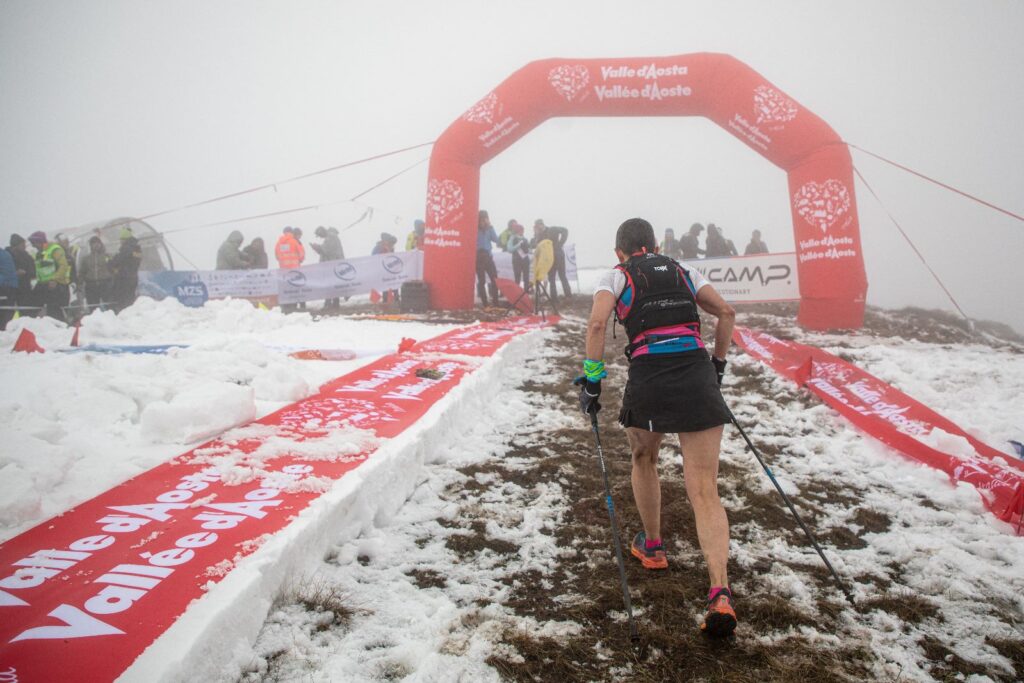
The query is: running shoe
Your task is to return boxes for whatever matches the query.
[630,531,668,570]
[701,586,737,638]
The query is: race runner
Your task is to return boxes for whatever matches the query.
[577,217,739,637]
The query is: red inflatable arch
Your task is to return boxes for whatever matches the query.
[422,53,867,329]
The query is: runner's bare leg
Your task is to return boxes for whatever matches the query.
[679,425,729,587]
[627,427,664,540]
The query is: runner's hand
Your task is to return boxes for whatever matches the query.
[572,375,601,415]
[711,356,727,386]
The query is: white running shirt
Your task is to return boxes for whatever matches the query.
[593,262,710,299]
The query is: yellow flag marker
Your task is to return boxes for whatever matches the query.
[258,302,269,311]
[12,311,20,320]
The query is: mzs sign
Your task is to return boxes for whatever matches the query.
[173,274,208,308]
[682,252,800,303]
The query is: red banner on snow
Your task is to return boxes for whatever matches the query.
[734,327,1024,532]
[0,317,555,682]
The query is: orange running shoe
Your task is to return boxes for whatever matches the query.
[701,586,737,638]
[630,532,668,570]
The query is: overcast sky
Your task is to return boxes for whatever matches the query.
[1,1,1021,330]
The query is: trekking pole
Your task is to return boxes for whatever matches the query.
[729,411,856,605]
[588,411,642,647]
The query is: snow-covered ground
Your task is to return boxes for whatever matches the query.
[2,294,1023,681]
[0,297,457,542]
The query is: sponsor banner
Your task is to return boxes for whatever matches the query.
[139,252,424,307]
[277,252,423,305]
[493,244,578,288]
[0,317,556,681]
[681,252,799,303]
[734,327,1024,531]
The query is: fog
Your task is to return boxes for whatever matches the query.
[2,1,1021,331]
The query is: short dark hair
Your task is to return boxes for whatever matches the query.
[616,218,656,254]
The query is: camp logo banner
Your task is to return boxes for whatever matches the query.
[0,317,555,682]
[734,326,1024,532]
[681,252,799,303]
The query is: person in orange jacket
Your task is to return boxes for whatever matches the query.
[274,227,305,268]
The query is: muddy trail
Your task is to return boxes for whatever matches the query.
[450,297,1022,682]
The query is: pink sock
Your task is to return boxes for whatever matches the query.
[708,585,728,601]
[644,537,661,550]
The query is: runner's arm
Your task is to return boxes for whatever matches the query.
[696,285,735,361]
[585,290,616,361]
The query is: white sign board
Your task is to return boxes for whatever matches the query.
[277,251,424,304]
[493,244,579,289]
[680,252,799,303]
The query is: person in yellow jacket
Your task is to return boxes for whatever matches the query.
[28,231,71,322]
[531,225,554,286]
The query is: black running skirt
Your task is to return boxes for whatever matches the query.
[618,350,731,434]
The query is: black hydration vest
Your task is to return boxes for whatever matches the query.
[614,253,701,357]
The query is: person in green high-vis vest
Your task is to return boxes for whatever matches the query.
[28,231,70,322]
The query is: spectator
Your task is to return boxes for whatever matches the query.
[506,220,531,292]
[28,231,71,322]
[679,223,706,260]
[661,228,681,259]
[54,232,78,286]
[0,245,17,330]
[476,210,500,307]
[744,230,769,255]
[498,219,516,251]
[372,232,398,255]
[78,235,113,310]
[405,220,425,251]
[216,230,249,270]
[371,233,399,305]
[313,226,345,311]
[242,238,268,269]
[274,227,305,269]
[109,227,142,313]
[531,224,554,306]
[705,224,738,258]
[7,234,35,311]
[312,226,345,262]
[539,220,571,301]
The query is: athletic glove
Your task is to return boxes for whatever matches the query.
[711,356,727,386]
[573,375,602,415]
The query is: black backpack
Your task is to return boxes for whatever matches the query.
[614,253,701,347]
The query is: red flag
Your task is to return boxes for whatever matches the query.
[12,328,45,354]
[70,322,81,347]
[398,337,417,353]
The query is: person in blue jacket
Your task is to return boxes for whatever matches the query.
[0,246,19,330]
[476,210,500,306]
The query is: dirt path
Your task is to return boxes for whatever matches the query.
[469,298,1022,682]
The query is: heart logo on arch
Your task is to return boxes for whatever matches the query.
[426,179,465,223]
[462,92,500,126]
[548,65,589,102]
[793,179,851,234]
[753,84,798,126]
